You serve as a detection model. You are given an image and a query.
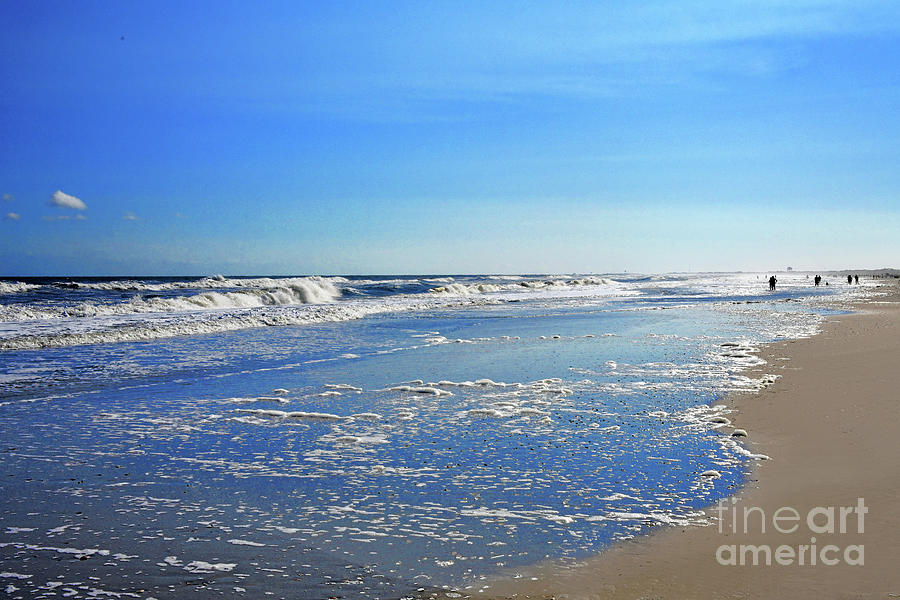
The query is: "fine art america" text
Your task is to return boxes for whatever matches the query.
[715,497,866,567]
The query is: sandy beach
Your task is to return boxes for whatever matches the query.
[474,283,900,599]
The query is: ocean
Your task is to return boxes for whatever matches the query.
[0,273,861,598]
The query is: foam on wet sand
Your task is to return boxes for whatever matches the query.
[475,285,900,599]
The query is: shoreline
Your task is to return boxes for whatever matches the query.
[467,284,900,599]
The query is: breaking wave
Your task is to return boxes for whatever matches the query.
[0,277,343,322]
[2,272,845,351]
[51,275,349,293]
[0,281,40,295]
[429,276,621,295]
[0,297,424,350]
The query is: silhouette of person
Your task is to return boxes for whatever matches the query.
[854,274,859,284]
[848,274,853,285]
[814,275,821,286]
[769,275,777,291]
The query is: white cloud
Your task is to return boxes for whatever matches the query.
[50,190,87,210]
[41,214,87,221]
[3,212,19,220]
[122,212,139,221]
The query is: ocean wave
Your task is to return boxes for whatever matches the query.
[0,272,838,351]
[344,278,422,287]
[0,300,389,350]
[51,275,349,293]
[0,277,342,322]
[429,283,504,295]
[0,281,40,295]
[0,274,635,347]
[428,276,621,295]
[0,294,479,350]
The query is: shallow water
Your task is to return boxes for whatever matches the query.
[0,273,860,598]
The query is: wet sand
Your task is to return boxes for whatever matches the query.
[476,284,900,599]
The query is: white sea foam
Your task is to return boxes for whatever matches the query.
[184,560,237,573]
[0,281,39,295]
[590,510,706,527]
[0,295,427,350]
[4,527,35,534]
[61,275,348,293]
[724,438,770,460]
[322,432,389,446]
[460,507,575,524]
[351,413,382,420]
[466,408,505,418]
[324,383,363,392]
[274,526,301,534]
[428,276,628,298]
[228,396,290,405]
[386,385,453,396]
[0,542,110,559]
[227,539,265,547]
[236,408,344,421]
[0,281,547,349]
[429,283,504,295]
[599,493,640,501]
[0,277,343,323]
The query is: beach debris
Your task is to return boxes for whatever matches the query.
[758,374,780,387]
[731,428,748,437]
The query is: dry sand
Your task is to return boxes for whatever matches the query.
[469,284,900,599]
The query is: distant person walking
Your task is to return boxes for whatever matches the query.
[848,274,853,285]
[814,275,821,286]
[854,274,859,284]
[769,275,777,291]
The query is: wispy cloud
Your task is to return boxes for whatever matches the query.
[3,212,20,221]
[42,214,87,221]
[2,193,12,202]
[49,190,87,210]
[197,0,900,120]
[122,212,139,221]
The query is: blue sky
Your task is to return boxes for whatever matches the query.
[2,1,900,275]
